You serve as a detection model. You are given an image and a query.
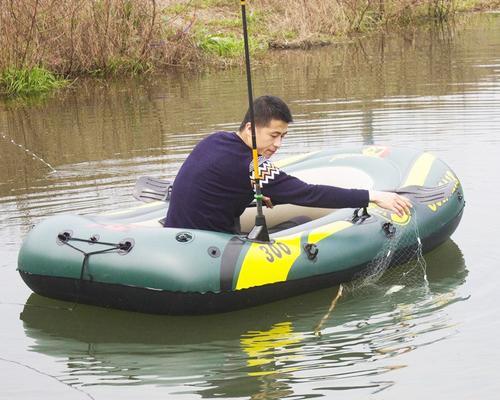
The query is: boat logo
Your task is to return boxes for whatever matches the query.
[368,206,411,226]
[362,146,389,158]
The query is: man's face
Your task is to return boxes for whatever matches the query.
[244,119,288,159]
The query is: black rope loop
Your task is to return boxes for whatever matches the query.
[57,230,73,244]
[55,231,135,280]
[118,238,135,255]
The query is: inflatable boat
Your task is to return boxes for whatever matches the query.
[18,145,465,314]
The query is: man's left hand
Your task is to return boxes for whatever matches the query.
[263,196,274,208]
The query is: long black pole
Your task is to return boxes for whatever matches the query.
[240,0,269,242]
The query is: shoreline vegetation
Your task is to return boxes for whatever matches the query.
[1,0,499,96]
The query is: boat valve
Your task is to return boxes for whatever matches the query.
[304,243,319,261]
[207,246,221,258]
[176,232,194,243]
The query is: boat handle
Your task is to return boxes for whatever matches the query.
[352,207,371,224]
[304,243,319,261]
[382,222,396,238]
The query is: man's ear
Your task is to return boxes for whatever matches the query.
[245,122,252,132]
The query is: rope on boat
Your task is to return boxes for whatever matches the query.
[57,231,134,281]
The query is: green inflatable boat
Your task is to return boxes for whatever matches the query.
[18,145,465,314]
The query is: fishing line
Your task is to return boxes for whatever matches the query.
[1,131,57,173]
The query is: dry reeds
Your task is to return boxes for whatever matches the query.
[255,0,460,48]
[0,0,201,76]
[0,0,487,82]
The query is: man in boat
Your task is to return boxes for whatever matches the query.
[164,95,411,233]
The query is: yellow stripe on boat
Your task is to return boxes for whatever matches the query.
[236,234,302,290]
[274,151,319,168]
[403,152,436,187]
[362,146,389,158]
[307,220,353,244]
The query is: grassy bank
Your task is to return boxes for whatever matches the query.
[0,67,67,96]
[1,0,499,96]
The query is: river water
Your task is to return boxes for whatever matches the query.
[1,12,500,400]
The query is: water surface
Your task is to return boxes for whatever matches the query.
[1,13,500,399]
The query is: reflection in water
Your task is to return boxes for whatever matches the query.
[20,241,467,398]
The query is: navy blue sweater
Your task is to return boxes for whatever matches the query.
[165,131,369,233]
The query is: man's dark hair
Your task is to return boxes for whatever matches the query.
[239,95,293,131]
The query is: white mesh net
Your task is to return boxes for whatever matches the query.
[344,210,428,296]
[314,210,428,335]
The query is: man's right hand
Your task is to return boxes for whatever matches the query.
[369,190,412,217]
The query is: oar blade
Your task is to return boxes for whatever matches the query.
[397,181,456,205]
[133,176,173,203]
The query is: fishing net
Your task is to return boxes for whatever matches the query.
[314,210,429,335]
[343,210,428,296]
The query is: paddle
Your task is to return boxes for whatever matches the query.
[133,176,173,203]
[396,180,456,205]
[133,176,457,206]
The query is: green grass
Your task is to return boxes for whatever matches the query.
[197,32,267,59]
[0,67,67,96]
[198,34,244,57]
[206,17,241,29]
